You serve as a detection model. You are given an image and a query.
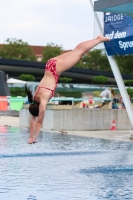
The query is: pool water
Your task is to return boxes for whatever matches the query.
[0,126,133,200]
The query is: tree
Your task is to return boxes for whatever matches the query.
[127,88,133,99]
[75,49,111,71]
[10,87,26,97]
[42,43,63,63]
[115,55,133,75]
[93,75,108,85]
[58,91,82,98]
[59,77,72,83]
[0,38,36,61]
[19,74,35,81]
[124,80,133,86]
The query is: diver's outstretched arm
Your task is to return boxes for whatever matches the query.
[28,116,37,144]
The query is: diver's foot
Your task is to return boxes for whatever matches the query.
[97,35,110,42]
[32,139,37,144]
[28,138,34,144]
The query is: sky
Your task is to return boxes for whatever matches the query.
[0,0,102,50]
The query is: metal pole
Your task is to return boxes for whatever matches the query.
[107,56,133,127]
[88,0,133,128]
[89,0,103,33]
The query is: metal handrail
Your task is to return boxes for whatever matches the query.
[0,97,113,102]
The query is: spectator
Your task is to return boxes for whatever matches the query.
[119,95,131,109]
[111,89,119,109]
[100,88,111,102]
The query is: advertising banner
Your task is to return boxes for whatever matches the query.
[104,13,133,56]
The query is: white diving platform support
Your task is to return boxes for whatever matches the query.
[89,0,133,136]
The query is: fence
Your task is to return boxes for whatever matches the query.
[0,96,115,117]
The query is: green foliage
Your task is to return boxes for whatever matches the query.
[10,87,26,97]
[127,88,133,98]
[0,38,36,61]
[93,75,108,84]
[42,43,63,62]
[19,74,35,81]
[92,91,101,97]
[75,49,111,71]
[124,80,133,86]
[59,77,72,83]
[115,55,133,75]
[58,92,82,98]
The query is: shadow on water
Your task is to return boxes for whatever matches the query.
[27,195,37,200]
[0,150,108,158]
[80,165,133,174]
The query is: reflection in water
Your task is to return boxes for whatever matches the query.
[0,126,7,134]
[0,126,20,134]
[9,127,20,134]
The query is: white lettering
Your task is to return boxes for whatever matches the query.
[108,16,112,22]
[104,14,124,22]
[105,31,126,39]
[105,31,114,39]
[119,40,133,50]
[119,41,123,49]
[114,31,126,39]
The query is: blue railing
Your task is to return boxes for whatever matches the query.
[0,97,112,102]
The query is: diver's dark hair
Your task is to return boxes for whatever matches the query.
[29,102,39,117]
[25,84,39,117]
[25,84,33,103]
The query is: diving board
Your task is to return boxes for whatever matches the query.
[94,0,133,15]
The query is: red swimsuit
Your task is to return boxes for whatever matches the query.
[34,59,59,100]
